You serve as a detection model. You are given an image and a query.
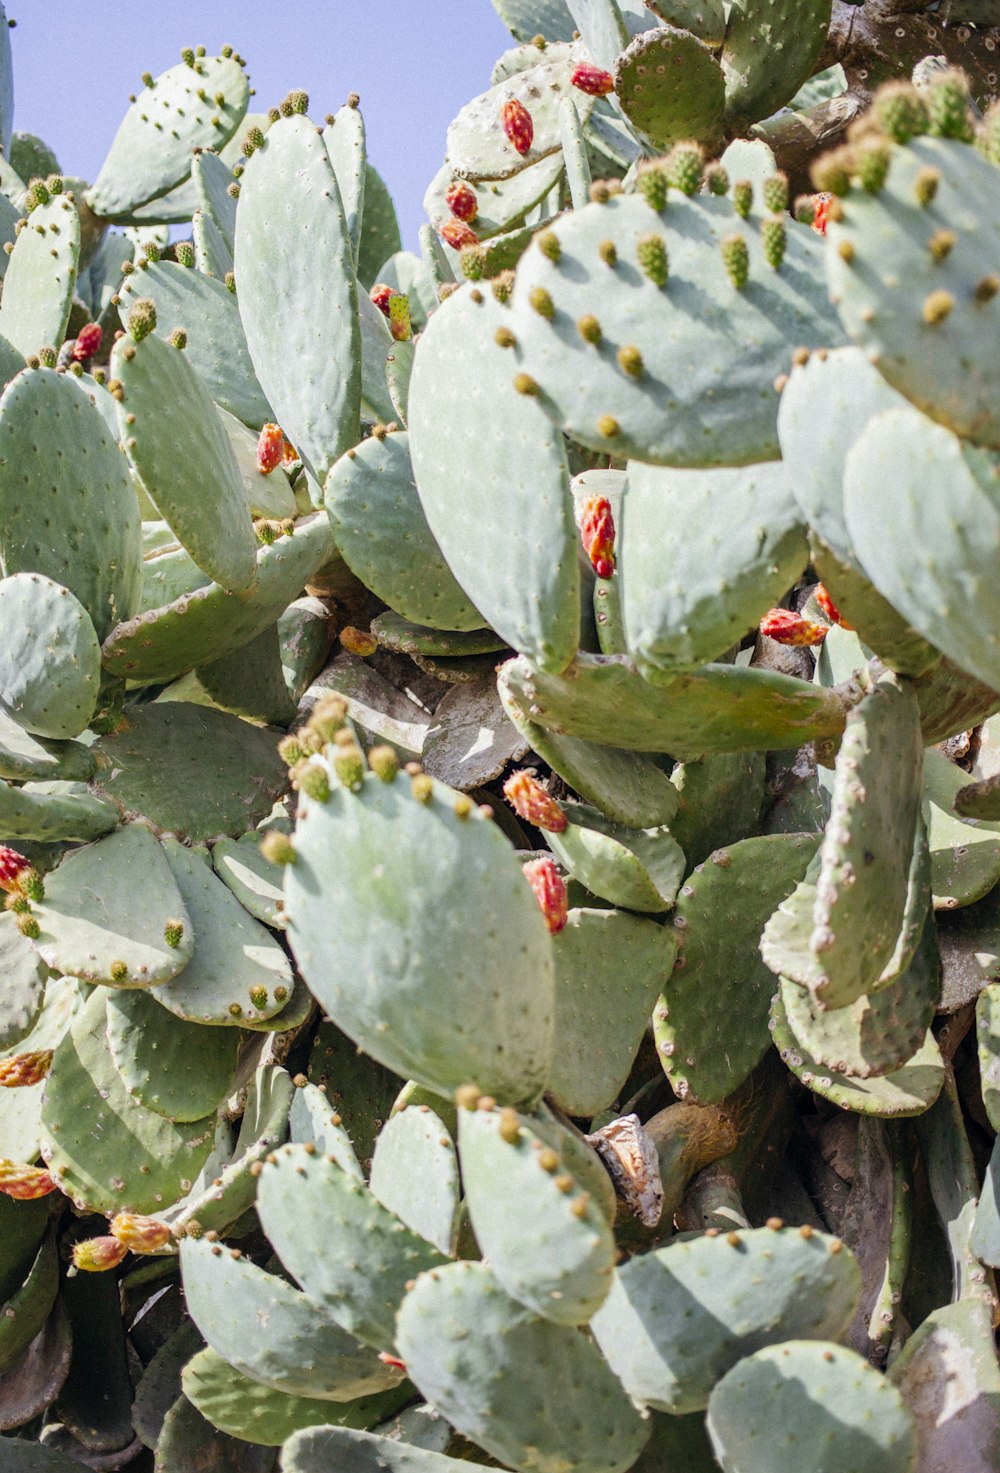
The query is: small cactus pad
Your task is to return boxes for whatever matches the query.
[369,1105,460,1255]
[396,1260,650,1473]
[0,913,47,1051]
[105,988,239,1122]
[445,47,595,180]
[721,0,831,129]
[546,802,685,913]
[0,195,80,358]
[707,1340,917,1473]
[591,1225,861,1413]
[614,27,725,149]
[0,575,101,740]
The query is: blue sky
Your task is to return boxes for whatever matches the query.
[8,2,516,249]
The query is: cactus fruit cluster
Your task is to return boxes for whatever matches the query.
[2,0,1000,1469]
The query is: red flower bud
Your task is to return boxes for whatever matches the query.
[503,771,567,833]
[0,1160,57,1199]
[501,98,534,156]
[256,423,284,475]
[110,1213,172,1252]
[72,1236,129,1272]
[441,218,479,251]
[814,583,853,629]
[813,193,831,235]
[580,496,616,579]
[73,322,103,362]
[0,1050,53,1088]
[571,62,615,96]
[445,180,478,223]
[760,608,828,647]
[523,857,569,935]
[370,282,395,317]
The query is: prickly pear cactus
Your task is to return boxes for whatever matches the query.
[2,8,1000,1473]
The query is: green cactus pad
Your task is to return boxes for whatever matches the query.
[29,825,193,986]
[0,368,142,642]
[497,674,679,828]
[282,1427,493,1473]
[0,1228,58,1377]
[0,914,46,1050]
[0,196,79,358]
[502,652,846,758]
[192,150,237,252]
[615,27,725,149]
[0,1309,73,1444]
[548,908,676,1116]
[0,780,119,843]
[357,165,403,291]
[151,1394,275,1471]
[86,55,249,222]
[106,989,239,1121]
[323,104,366,264]
[307,1021,400,1173]
[722,0,831,129]
[218,408,297,520]
[707,1339,916,1473]
[654,833,818,1104]
[668,750,765,869]
[112,330,258,593]
[257,1143,449,1351]
[196,624,296,727]
[458,1102,616,1324]
[40,987,215,1213]
[621,460,807,674]
[809,537,941,680]
[507,193,842,466]
[770,986,945,1117]
[955,772,1000,822]
[211,832,287,931]
[290,1080,364,1179]
[181,1347,411,1448]
[90,702,287,843]
[371,612,505,658]
[101,512,333,683]
[180,1238,402,1403]
[117,262,273,429]
[149,839,292,1026]
[779,917,939,1080]
[0,712,95,785]
[491,0,577,43]
[280,596,333,703]
[827,137,1000,451]
[924,749,1000,910]
[235,116,360,484]
[846,406,1000,695]
[0,575,100,741]
[424,153,565,242]
[0,977,82,1162]
[369,1106,460,1255]
[546,802,684,912]
[396,1260,650,1473]
[193,208,232,279]
[408,283,579,674]
[137,543,212,614]
[978,985,1000,1131]
[566,0,629,70]
[326,431,484,632]
[592,1223,860,1413]
[446,48,595,182]
[284,768,554,1106]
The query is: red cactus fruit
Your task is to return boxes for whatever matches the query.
[73,1236,129,1272]
[441,218,479,251]
[0,1161,57,1199]
[445,179,478,222]
[815,583,853,629]
[256,422,285,475]
[760,608,828,647]
[0,846,36,895]
[571,62,615,96]
[501,97,534,156]
[110,1213,172,1252]
[282,434,299,464]
[812,193,832,235]
[580,495,616,579]
[0,1050,53,1088]
[369,282,395,317]
[73,322,103,362]
[503,771,567,833]
[523,857,569,935]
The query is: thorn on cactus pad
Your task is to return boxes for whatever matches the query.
[529,286,555,319]
[975,274,1000,303]
[873,80,929,144]
[127,298,157,342]
[514,373,540,396]
[163,919,185,949]
[597,414,620,439]
[494,325,517,349]
[455,1084,481,1111]
[410,773,434,804]
[928,228,956,262]
[922,289,955,324]
[109,960,129,983]
[17,914,40,940]
[636,162,668,212]
[637,232,668,286]
[260,832,296,867]
[761,172,788,214]
[537,229,561,262]
[704,163,729,196]
[367,745,399,783]
[721,233,749,289]
[537,1146,560,1172]
[498,1107,521,1143]
[578,314,602,345]
[169,328,188,349]
[597,239,617,267]
[913,166,941,206]
[665,141,703,196]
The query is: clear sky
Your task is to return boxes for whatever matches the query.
[7,1,516,250]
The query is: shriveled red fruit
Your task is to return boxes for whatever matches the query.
[0,1161,57,1199]
[445,179,478,222]
[580,496,616,579]
[110,1213,172,1252]
[501,97,534,156]
[815,583,853,629]
[813,193,832,235]
[523,857,569,935]
[256,422,285,475]
[73,322,103,362]
[760,608,828,647]
[370,282,395,317]
[440,218,479,251]
[0,1050,53,1088]
[504,771,567,833]
[571,62,615,96]
[339,626,378,657]
[73,1236,129,1272]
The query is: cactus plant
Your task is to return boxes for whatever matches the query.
[2,8,1000,1473]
